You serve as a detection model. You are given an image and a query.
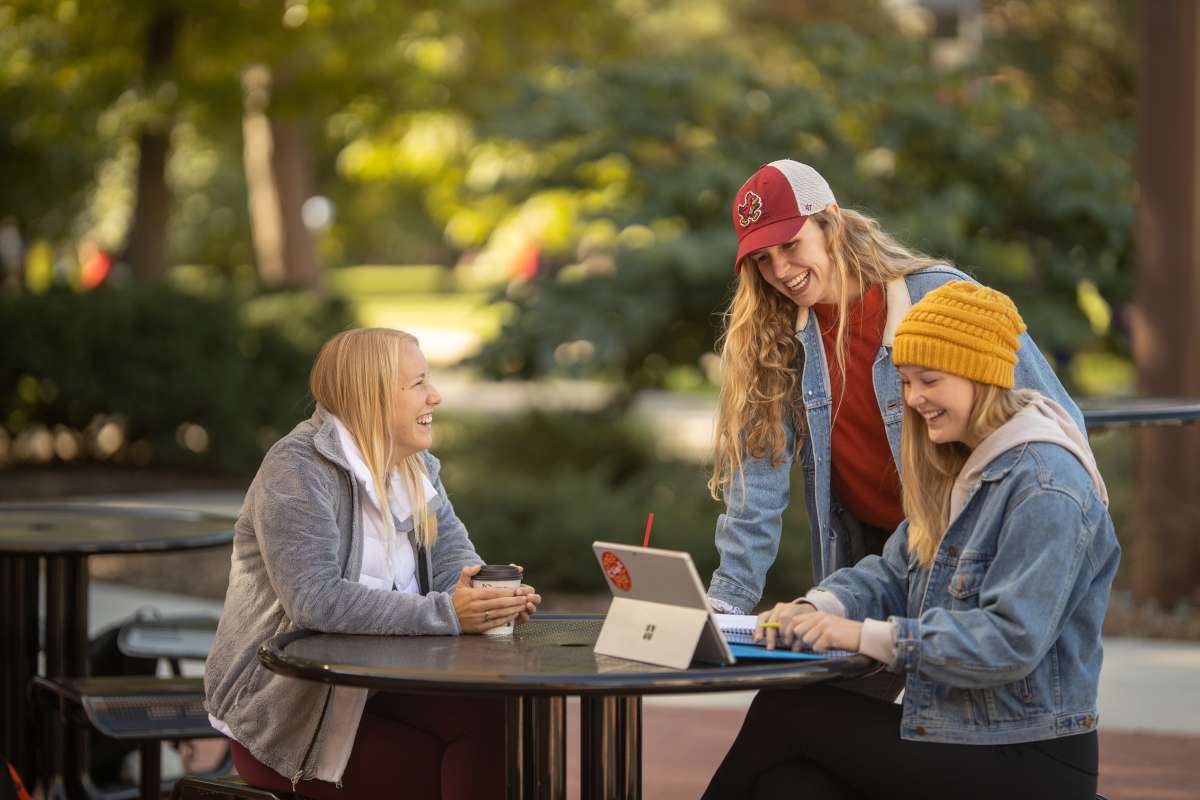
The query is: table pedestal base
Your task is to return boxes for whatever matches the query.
[506,695,566,800]
[0,557,39,789]
[581,696,641,800]
[45,556,94,800]
[504,695,643,800]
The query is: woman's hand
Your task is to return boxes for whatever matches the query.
[754,601,818,650]
[510,564,542,623]
[784,611,863,653]
[452,566,541,634]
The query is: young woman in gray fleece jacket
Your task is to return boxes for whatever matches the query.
[204,328,541,799]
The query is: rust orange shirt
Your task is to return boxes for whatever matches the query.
[812,284,904,531]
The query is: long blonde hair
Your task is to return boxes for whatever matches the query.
[708,206,942,501]
[309,328,438,549]
[901,385,1033,567]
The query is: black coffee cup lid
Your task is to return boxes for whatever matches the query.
[474,564,522,581]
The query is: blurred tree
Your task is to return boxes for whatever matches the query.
[1132,1,1200,611]
[122,5,181,282]
[326,0,643,264]
[240,63,321,288]
[980,0,1136,130]
[0,0,643,283]
[0,0,140,255]
[732,0,1136,130]
[0,0,1136,354]
[457,14,1133,394]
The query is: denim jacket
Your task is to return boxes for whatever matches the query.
[816,440,1120,745]
[708,266,1085,613]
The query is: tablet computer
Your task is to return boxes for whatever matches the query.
[591,541,735,668]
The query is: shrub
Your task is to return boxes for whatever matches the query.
[435,409,1139,603]
[435,410,816,606]
[0,283,353,474]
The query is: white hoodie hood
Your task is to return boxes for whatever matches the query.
[950,391,1108,521]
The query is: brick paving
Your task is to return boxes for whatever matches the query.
[562,704,1200,799]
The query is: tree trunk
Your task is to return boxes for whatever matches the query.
[241,65,321,290]
[270,119,321,288]
[122,10,178,283]
[1131,1,1200,610]
[124,130,171,282]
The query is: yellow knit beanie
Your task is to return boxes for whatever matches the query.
[892,281,1027,389]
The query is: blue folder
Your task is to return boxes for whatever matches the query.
[728,643,853,661]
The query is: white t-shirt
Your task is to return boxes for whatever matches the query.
[331,415,436,595]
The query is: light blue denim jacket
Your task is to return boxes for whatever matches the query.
[817,440,1120,745]
[708,266,1085,613]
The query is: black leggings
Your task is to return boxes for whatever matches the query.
[702,685,1098,800]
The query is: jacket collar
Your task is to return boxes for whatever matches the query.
[310,406,352,471]
[949,393,1109,521]
[881,276,911,346]
[308,405,442,527]
[328,414,436,517]
[793,276,911,346]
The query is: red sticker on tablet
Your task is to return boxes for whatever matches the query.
[601,551,632,592]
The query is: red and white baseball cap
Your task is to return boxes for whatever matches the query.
[731,160,836,272]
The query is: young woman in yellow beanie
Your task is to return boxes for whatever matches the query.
[702,282,1119,800]
[706,161,1085,624]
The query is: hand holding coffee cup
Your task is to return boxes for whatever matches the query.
[505,564,540,623]
[453,565,541,635]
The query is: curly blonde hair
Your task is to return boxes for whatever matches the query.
[708,206,941,502]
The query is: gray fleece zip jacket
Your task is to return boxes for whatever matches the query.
[203,406,484,782]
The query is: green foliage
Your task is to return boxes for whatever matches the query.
[0,1,1136,356]
[0,282,352,473]
[979,0,1136,130]
[436,410,815,602]
[1089,428,1134,587]
[435,408,1136,601]
[0,0,643,268]
[463,21,1134,387]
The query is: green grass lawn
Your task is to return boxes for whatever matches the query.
[352,292,509,337]
[330,265,511,339]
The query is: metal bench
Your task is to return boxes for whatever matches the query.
[171,775,292,799]
[117,614,219,666]
[33,675,225,800]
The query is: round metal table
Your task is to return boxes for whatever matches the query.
[0,503,234,798]
[259,614,877,800]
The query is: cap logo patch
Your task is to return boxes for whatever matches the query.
[737,191,763,227]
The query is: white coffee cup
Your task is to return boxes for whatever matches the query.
[470,564,524,636]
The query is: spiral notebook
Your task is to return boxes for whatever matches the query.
[715,614,854,659]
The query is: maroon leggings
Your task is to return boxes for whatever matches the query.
[230,692,505,800]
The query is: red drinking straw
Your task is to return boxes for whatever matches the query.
[643,512,655,547]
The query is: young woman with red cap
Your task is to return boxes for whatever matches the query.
[705,160,1084,620]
